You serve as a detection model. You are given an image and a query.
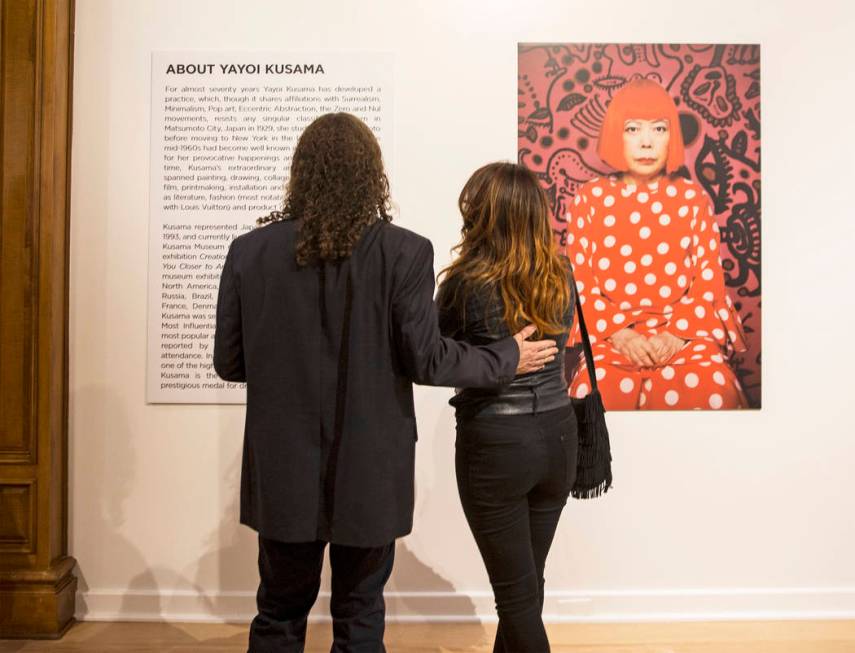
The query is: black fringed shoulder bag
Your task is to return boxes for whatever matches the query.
[570,285,614,499]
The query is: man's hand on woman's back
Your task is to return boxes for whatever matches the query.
[514,324,559,374]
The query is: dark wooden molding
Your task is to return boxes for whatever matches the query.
[0,0,77,639]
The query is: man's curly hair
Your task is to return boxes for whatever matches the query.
[283,113,392,266]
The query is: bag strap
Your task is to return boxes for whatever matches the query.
[572,273,599,393]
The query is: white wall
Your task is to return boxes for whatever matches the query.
[70,0,855,622]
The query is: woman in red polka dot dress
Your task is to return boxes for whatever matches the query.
[566,79,748,410]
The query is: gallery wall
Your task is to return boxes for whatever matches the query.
[69,0,855,621]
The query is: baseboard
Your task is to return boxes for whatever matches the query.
[76,587,855,623]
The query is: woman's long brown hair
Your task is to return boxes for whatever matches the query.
[439,162,571,335]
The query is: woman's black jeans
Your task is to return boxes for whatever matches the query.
[455,403,578,653]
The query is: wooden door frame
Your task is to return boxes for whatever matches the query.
[0,0,77,638]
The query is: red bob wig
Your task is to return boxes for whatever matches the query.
[597,78,685,174]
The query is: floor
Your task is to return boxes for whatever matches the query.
[2,620,855,652]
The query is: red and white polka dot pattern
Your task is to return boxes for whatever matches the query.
[565,176,749,410]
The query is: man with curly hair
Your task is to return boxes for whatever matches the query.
[214,113,557,652]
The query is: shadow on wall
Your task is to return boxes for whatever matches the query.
[388,540,486,640]
[73,384,486,635]
[385,398,489,649]
[188,415,257,620]
[72,382,148,617]
[70,384,192,645]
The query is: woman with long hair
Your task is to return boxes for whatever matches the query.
[565,78,747,410]
[437,162,576,652]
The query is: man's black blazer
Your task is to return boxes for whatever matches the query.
[214,218,518,546]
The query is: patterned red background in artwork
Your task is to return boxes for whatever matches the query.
[518,43,761,407]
